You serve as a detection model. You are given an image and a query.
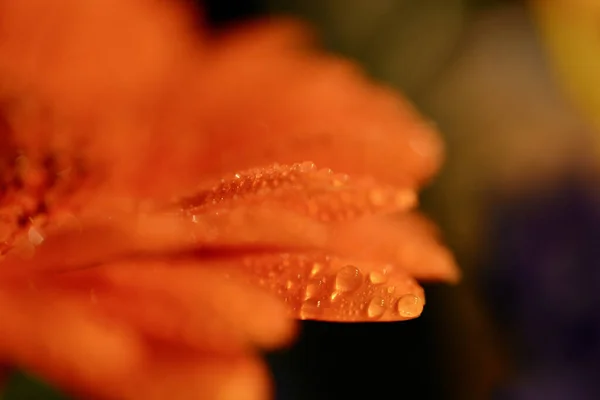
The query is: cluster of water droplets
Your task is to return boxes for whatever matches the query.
[242,253,424,322]
[178,162,416,223]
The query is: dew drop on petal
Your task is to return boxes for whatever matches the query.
[368,271,387,284]
[397,294,423,318]
[310,262,324,277]
[304,280,324,300]
[367,296,386,319]
[335,265,363,293]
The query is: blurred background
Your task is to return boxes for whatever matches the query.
[4,0,600,399]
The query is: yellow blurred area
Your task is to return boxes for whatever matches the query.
[530,0,600,157]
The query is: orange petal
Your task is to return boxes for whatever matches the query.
[42,260,296,351]
[225,252,425,322]
[109,355,270,400]
[325,214,460,283]
[177,162,417,223]
[121,21,443,196]
[0,0,197,112]
[0,287,144,393]
[192,22,441,187]
[0,207,328,273]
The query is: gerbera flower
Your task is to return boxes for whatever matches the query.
[0,0,458,399]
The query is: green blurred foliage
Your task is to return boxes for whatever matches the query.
[2,371,68,400]
[265,0,467,101]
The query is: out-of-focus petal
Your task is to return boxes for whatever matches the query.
[110,355,270,400]
[161,20,443,189]
[0,287,144,395]
[0,0,198,111]
[1,13,443,200]
[47,261,296,351]
[0,207,329,273]
[325,214,460,282]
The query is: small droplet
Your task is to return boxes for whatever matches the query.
[331,174,349,187]
[397,294,423,318]
[335,265,363,293]
[368,271,387,284]
[304,280,323,300]
[367,297,386,319]
[310,262,324,277]
[285,280,293,290]
[299,161,317,172]
[300,299,323,319]
[387,286,396,295]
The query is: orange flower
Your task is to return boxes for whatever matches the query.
[0,0,458,399]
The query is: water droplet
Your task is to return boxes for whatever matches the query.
[367,297,385,319]
[299,161,317,172]
[300,299,323,319]
[285,280,293,290]
[387,286,396,294]
[305,280,323,300]
[335,265,363,293]
[368,271,387,284]
[310,262,324,277]
[331,174,349,187]
[397,294,423,318]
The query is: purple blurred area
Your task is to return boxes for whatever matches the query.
[484,179,600,399]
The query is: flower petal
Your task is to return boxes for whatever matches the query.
[0,0,197,111]
[66,261,296,351]
[178,162,417,223]
[0,286,144,394]
[325,214,460,283]
[0,207,328,273]
[222,252,425,322]
[180,19,443,188]
[107,355,270,400]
